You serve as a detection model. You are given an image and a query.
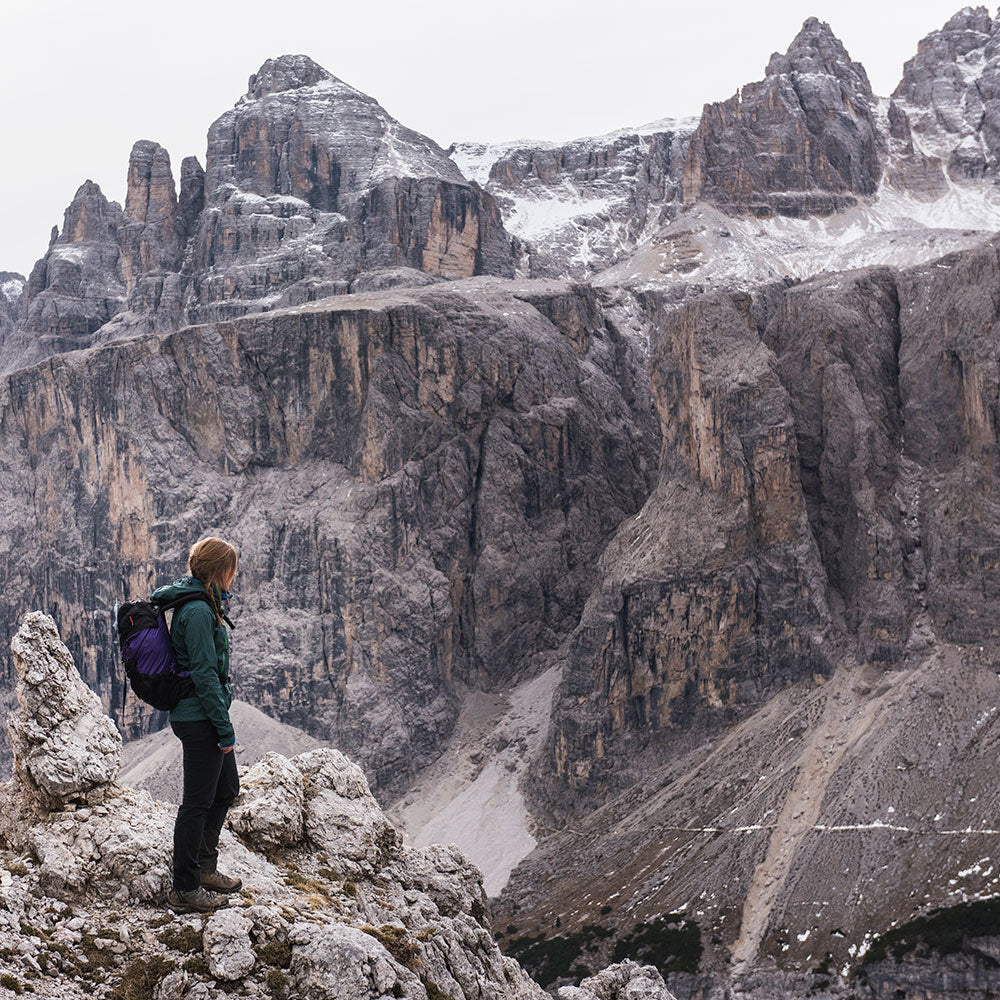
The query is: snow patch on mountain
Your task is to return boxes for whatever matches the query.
[1,277,24,304]
[596,187,1000,294]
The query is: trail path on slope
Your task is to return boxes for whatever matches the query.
[729,656,902,970]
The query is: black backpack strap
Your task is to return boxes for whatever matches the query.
[155,592,215,613]
[155,590,236,630]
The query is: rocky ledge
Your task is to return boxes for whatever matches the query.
[0,612,676,1000]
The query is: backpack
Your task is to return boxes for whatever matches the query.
[115,592,213,713]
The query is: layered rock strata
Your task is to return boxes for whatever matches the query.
[451,119,695,279]
[0,271,24,345]
[0,278,657,793]
[502,236,1000,994]
[5,182,126,367]
[680,18,881,217]
[890,6,1000,188]
[0,55,519,373]
[186,55,517,323]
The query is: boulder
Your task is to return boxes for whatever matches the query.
[558,960,678,1000]
[204,907,256,980]
[6,612,121,809]
[227,751,305,848]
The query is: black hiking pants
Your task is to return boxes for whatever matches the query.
[171,719,239,891]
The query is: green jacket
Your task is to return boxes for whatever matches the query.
[150,576,234,743]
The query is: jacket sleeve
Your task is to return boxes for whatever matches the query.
[182,603,235,744]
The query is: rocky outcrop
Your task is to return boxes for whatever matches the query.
[114,140,188,331]
[558,961,677,999]
[681,18,880,217]
[0,55,520,373]
[0,278,656,794]
[187,54,517,323]
[452,120,695,279]
[0,611,551,999]
[0,271,24,345]
[5,614,121,812]
[890,7,1000,187]
[1,182,126,369]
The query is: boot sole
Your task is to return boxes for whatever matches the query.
[166,892,226,913]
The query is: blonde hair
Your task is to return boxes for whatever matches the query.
[188,536,238,623]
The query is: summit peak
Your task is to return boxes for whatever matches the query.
[247,54,337,99]
[766,16,873,96]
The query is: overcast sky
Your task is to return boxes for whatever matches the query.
[0,0,982,276]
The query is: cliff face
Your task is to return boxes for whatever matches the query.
[681,18,880,218]
[502,236,1000,994]
[539,236,1000,807]
[890,6,1000,188]
[0,278,656,793]
[451,120,694,279]
[0,271,24,345]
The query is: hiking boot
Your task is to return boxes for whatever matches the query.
[200,869,242,893]
[166,886,228,913]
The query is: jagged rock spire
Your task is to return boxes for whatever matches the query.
[247,53,336,99]
[766,16,874,97]
[681,16,879,216]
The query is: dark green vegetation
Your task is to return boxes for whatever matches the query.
[863,898,1000,967]
[506,924,613,986]
[157,923,203,952]
[256,938,293,968]
[611,913,702,974]
[363,923,419,967]
[506,914,702,988]
[108,956,176,1000]
[265,969,291,1000]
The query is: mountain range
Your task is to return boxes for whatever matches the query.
[4,7,1000,999]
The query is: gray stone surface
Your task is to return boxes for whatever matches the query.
[681,18,880,216]
[6,613,121,809]
[559,961,678,1000]
[0,611,551,1000]
[226,751,305,848]
[451,120,694,279]
[0,271,24,346]
[0,278,656,796]
[0,54,520,373]
[891,7,1000,185]
[203,908,256,980]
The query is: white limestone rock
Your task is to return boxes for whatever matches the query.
[288,922,426,1000]
[228,751,305,847]
[7,612,121,808]
[0,612,552,1000]
[292,747,401,867]
[23,786,174,902]
[204,908,256,981]
[558,960,678,1000]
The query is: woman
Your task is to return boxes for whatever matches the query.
[152,536,242,913]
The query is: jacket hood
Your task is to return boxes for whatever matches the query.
[150,576,213,605]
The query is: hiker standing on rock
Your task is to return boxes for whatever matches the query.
[152,536,243,913]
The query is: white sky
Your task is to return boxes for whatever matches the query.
[0,0,984,277]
